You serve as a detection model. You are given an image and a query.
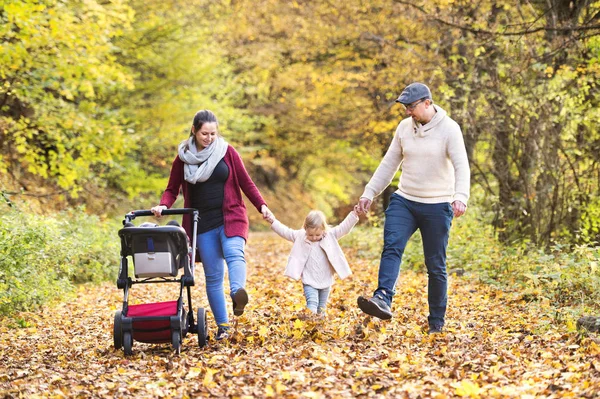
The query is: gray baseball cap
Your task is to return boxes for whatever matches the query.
[395,83,432,104]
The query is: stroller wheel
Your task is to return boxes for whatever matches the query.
[113,311,123,349]
[172,330,181,354]
[197,308,208,348]
[181,309,188,338]
[123,331,133,356]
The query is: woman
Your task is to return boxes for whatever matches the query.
[151,109,272,340]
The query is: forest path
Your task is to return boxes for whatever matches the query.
[1,232,598,398]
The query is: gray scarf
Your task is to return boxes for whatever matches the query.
[178,136,228,184]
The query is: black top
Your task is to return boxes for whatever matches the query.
[189,159,229,234]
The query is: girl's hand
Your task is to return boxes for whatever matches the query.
[151,205,167,217]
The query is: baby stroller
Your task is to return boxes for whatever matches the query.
[113,208,208,355]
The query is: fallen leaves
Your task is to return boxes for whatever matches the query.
[0,231,599,397]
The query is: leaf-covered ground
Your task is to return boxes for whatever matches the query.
[1,232,599,398]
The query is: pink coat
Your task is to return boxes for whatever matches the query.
[271,211,359,281]
[159,145,267,241]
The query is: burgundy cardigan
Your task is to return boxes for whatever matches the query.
[159,145,267,241]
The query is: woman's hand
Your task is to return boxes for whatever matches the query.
[261,205,274,222]
[151,205,167,217]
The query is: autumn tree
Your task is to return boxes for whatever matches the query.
[210,0,600,244]
[0,0,135,199]
[414,0,600,245]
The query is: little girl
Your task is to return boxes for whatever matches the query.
[266,208,359,314]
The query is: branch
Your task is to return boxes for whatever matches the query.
[1,191,13,207]
[3,189,69,198]
[471,159,495,196]
[393,0,600,37]
[359,32,429,61]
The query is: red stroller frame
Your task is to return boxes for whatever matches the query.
[113,208,208,355]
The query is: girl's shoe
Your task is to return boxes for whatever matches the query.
[232,288,248,316]
[216,324,231,341]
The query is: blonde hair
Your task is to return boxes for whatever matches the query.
[304,210,328,230]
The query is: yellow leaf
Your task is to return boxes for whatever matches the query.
[186,367,202,379]
[275,381,287,394]
[265,385,275,397]
[455,380,481,397]
[293,319,305,329]
[258,325,269,337]
[588,340,600,355]
[301,392,321,398]
[203,368,218,387]
[293,329,304,339]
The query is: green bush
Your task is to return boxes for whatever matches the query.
[0,208,120,315]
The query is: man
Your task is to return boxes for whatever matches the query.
[356,82,470,334]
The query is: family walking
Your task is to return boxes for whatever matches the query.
[151,82,470,339]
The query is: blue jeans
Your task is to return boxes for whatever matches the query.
[303,284,331,314]
[197,225,246,326]
[375,194,453,327]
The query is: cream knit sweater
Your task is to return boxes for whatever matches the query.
[361,105,470,205]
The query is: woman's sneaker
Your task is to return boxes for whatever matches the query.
[232,288,248,316]
[215,324,231,341]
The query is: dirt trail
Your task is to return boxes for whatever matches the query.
[1,232,598,398]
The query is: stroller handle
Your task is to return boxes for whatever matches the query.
[125,208,199,222]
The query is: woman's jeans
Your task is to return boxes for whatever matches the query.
[375,194,453,327]
[197,225,246,326]
[303,284,331,314]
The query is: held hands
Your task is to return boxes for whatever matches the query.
[261,205,275,224]
[452,200,467,218]
[356,197,372,215]
[150,205,167,217]
[264,212,276,224]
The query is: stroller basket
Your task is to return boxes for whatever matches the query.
[128,300,180,343]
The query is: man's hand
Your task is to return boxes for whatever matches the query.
[452,200,466,218]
